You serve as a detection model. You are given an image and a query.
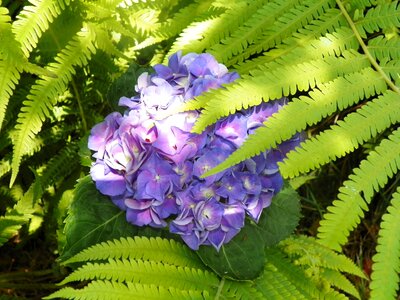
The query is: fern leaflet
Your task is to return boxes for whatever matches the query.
[355,1,400,38]
[201,67,386,177]
[60,258,219,291]
[369,187,400,300]
[12,0,70,57]
[45,281,207,300]
[317,127,400,250]
[63,236,203,269]
[368,35,400,61]
[10,26,97,187]
[187,50,370,134]
[279,90,400,178]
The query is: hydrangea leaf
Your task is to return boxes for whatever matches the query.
[257,184,301,246]
[196,219,266,280]
[196,185,301,280]
[59,176,162,261]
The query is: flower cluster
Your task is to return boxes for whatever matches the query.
[89,51,300,250]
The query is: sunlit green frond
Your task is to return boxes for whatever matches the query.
[201,67,385,177]
[228,0,336,66]
[10,27,97,187]
[187,50,369,134]
[45,280,207,300]
[64,236,203,268]
[12,0,70,57]
[379,59,400,83]
[253,264,309,299]
[369,187,400,300]
[0,7,25,130]
[60,258,219,292]
[168,0,264,55]
[264,248,330,299]
[279,90,400,178]
[237,14,352,74]
[209,0,303,64]
[280,236,366,278]
[317,127,400,250]
[368,35,400,60]
[0,177,43,246]
[319,269,361,299]
[355,1,400,38]
[141,0,217,57]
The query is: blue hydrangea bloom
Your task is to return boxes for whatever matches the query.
[89,51,300,251]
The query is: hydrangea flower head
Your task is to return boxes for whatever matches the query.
[89,51,300,251]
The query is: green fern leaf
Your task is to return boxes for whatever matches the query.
[380,58,400,83]
[64,236,203,269]
[317,127,400,250]
[368,35,400,61]
[0,177,43,246]
[60,258,219,292]
[279,236,366,278]
[355,1,400,38]
[320,269,361,300]
[12,0,70,57]
[253,263,309,299]
[0,7,25,130]
[201,67,385,177]
[187,50,370,134]
[264,247,340,299]
[237,16,353,74]
[45,281,206,300]
[10,26,97,187]
[279,90,400,178]
[170,0,265,55]
[369,187,400,300]
[228,0,337,66]
[209,0,304,64]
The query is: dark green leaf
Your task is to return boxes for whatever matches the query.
[257,185,301,247]
[59,176,139,261]
[196,185,301,280]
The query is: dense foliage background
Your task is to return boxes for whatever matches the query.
[0,0,399,299]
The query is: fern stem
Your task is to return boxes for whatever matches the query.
[214,277,225,300]
[335,0,400,95]
[71,78,88,132]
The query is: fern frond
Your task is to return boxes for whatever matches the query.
[369,187,400,300]
[317,127,400,250]
[60,258,219,292]
[237,13,352,74]
[45,281,207,300]
[355,1,400,38]
[63,236,203,269]
[12,0,70,57]
[379,59,400,83]
[0,177,43,246]
[10,26,97,187]
[201,67,385,176]
[264,247,343,299]
[320,269,361,300]
[279,90,400,178]
[170,0,265,55]
[368,35,400,61]
[279,236,366,278]
[228,0,337,66]
[187,50,369,134]
[253,263,309,299]
[0,7,25,130]
[209,0,303,64]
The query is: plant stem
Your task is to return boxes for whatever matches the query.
[214,277,225,300]
[336,0,400,95]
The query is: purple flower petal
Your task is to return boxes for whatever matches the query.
[90,163,126,196]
